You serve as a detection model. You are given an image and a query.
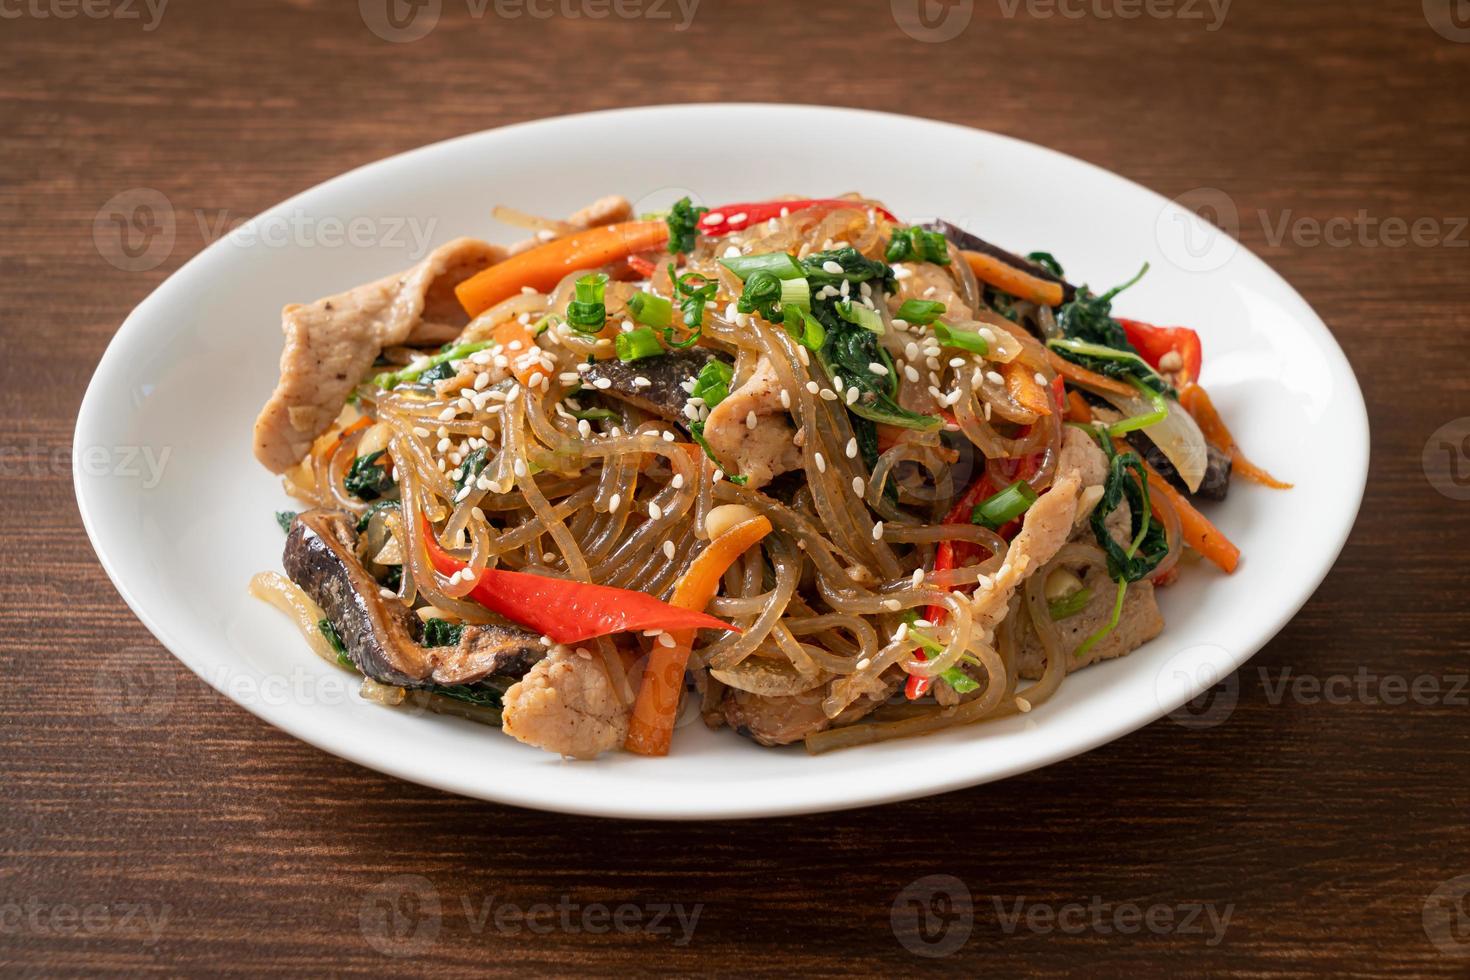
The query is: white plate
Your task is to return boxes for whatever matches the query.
[75,104,1368,820]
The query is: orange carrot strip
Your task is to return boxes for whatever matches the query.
[1178,383,1293,489]
[1138,457,1240,574]
[625,515,773,756]
[962,250,1064,307]
[1045,349,1135,398]
[316,415,370,463]
[1064,390,1092,423]
[1001,359,1051,416]
[455,220,669,317]
[490,319,541,387]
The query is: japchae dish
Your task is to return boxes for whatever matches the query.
[251,193,1288,758]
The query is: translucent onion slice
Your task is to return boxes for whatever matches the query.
[1095,388,1208,493]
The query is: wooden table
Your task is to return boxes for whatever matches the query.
[5,0,1467,974]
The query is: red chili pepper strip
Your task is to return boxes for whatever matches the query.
[625,251,658,278]
[1117,319,1203,384]
[699,199,899,237]
[420,515,737,645]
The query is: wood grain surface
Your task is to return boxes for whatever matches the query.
[4,0,1468,974]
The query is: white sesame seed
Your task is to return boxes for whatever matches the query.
[437,407,457,421]
[608,493,621,511]
[806,381,820,394]
[703,211,725,225]
[822,260,844,275]
[593,378,612,390]
[663,541,676,559]
[904,365,920,383]
[672,473,685,489]
[846,387,859,405]
[633,376,651,388]
[577,419,592,438]
[986,371,1005,386]
[894,623,909,642]
[779,389,791,409]
[657,632,677,648]
[1015,696,1032,713]
[413,426,430,438]
[507,340,523,351]
[820,388,839,402]
[868,361,889,376]
[814,452,826,473]
[723,245,741,258]
[949,357,966,369]
[746,411,758,430]
[513,459,527,477]
[881,598,901,611]
[912,568,925,586]
[712,469,724,483]
[852,476,865,495]
[846,438,858,459]
[1034,372,1048,386]
[649,502,663,520]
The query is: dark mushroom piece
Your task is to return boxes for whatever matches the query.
[283,510,544,687]
[580,348,730,429]
[921,219,1077,305]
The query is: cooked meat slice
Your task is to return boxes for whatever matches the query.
[253,238,504,473]
[967,473,1081,641]
[431,625,546,686]
[568,194,632,229]
[1058,425,1130,544]
[501,648,631,759]
[723,677,895,747]
[701,356,802,488]
[1017,564,1164,677]
[579,348,725,426]
[283,510,540,688]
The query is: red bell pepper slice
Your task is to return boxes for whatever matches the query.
[1117,319,1202,384]
[700,199,899,237]
[420,515,736,645]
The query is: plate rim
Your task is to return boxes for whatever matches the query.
[73,103,1370,819]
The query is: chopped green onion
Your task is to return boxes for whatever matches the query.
[836,300,884,335]
[903,618,980,694]
[932,321,988,355]
[689,359,733,410]
[567,406,619,422]
[615,326,664,362]
[720,251,804,281]
[373,340,493,388]
[780,276,812,311]
[782,307,825,351]
[667,265,716,348]
[1075,579,1127,658]
[1103,378,1169,436]
[971,479,1038,530]
[530,314,557,336]
[626,291,672,328]
[566,272,609,333]
[895,299,946,325]
[1049,587,1093,620]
